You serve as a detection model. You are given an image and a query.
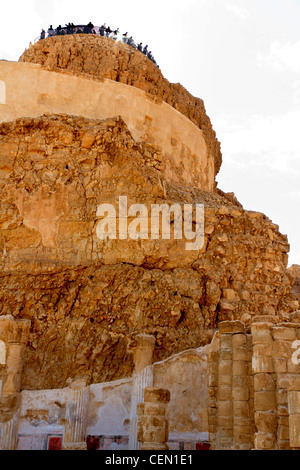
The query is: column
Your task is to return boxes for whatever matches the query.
[217,322,234,449]
[64,377,90,449]
[288,390,300,448]
[232,324,252,449]
[0,316,31,450]
[251,322,277,450]
[137,387,170,450]
[129,334,155,450]
[207,349,219,449]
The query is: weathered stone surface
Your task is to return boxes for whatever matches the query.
[19,35,222,178]
[0,112,294,390]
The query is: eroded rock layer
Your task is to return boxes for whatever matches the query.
[19,34,222,178]
[0,114,296,390]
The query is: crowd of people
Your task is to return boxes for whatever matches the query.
[39,22,159,68]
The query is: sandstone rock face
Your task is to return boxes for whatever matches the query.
[19,34,222,178]
[0,112,296,390]
[288,265,300,303]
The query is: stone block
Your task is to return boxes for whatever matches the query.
[254,391,277,412]
[272,340,292,358]
[289,415,300,447]
[272,326,296,341]
[6,344,24,374]
[254,431,276,450]
[287,358,300,373]
[144,387,170,404]
[232,375,248,388]
[219,359,232,376]
[254,373,275,392]
[218,400,233,417]
[234,416,251,427]
[7,320,31,344]
[1,372,22,395]
[288,390,300,415]
[232,361,248,376]
[218,416,233,428]
[278,425,290,441]
[277,389,287,405]
[277,374,300,390]
[254,411,277,433]
[142,415,166,429]
[232,333,247,348]
[253,343,272,357]
[252,356,274,374]
[143,429,167,444]
[277,440,291,450]
[232,387,249,401]
[220,334,232,351]
[143,403,166,416]
[233,401,250,418]
[218,374,232,386]
[220,350,232,361]
[219,321,245,334]
[251,323,273,344]
[218,386,232,401]
[274,357,287,373]
[278,404,289,416]
[233,348,248,361]
[208,374,218,387]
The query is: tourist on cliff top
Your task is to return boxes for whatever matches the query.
[99,24,106,36]
[137,42,143,51]
[142,45,148,55]
[105,26,112,37]
[127,36,136,48]
[47,25,54,37]
[65,23,75,34]
[84,22,94,34]
[122,32,128,43]
[40,29,45,40]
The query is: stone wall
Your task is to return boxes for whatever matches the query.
[19,34,222,178]
[0,60,213,192]
[208,313,300,450]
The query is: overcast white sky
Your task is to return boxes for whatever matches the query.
[1,0,299,265]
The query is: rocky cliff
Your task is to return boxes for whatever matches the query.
[0,112,297,390]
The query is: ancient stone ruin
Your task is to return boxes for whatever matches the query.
[0,33,299,450]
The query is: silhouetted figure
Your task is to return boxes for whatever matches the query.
[47,25,54,37]
[40,29,45,40]
[127,36,136,48]
[65,23,74,34]
[56,25,62,35]
[99,24,106,36]
[137,42,143,51]
[105,26,112,37]
[84,21,94,34]
[122,32,128,43]
[142,45,148,55]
